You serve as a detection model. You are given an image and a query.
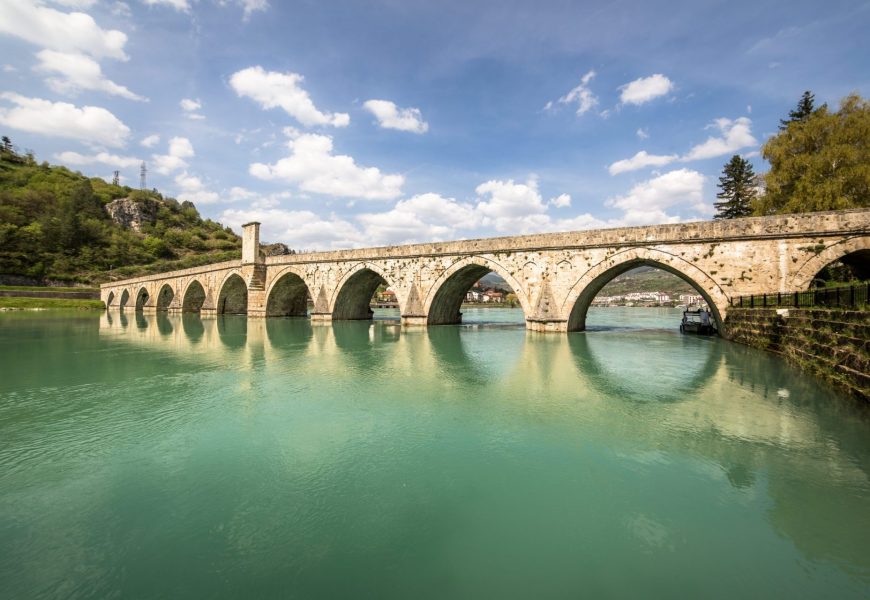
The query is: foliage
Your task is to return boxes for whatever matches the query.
[714,155,756,219]
[778,90,820,130]
[0,144,241,284]
[757,93,870,215]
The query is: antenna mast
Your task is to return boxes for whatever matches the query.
[112,170,119,186]
[139,161,147,190]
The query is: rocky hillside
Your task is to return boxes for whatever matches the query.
[0,146,243,284]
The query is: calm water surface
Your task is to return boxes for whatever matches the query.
[1,307,869,598]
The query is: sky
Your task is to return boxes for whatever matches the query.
[1,0,868,249]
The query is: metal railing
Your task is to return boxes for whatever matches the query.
[731,281,869,309]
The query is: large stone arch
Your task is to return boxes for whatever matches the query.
[561,247,729,332]
[789,236,870,290]
[156,283,175,311]
[119,288,130,309]
[182,279,207,312]
[423,255,531,325]
[217,271,248,314]
[134,286,150,311]
[330,262,395,320]
[265,266,313,317]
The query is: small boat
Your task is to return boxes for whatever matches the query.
[680,308,717,335]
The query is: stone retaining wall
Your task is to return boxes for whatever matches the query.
[726,308,870,401]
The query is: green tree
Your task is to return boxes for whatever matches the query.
[778,91,818,130]
[1,136,11,152]
[757,94,870,215]
[714,155,757,219]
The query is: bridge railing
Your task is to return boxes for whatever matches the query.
[730,281,870,310]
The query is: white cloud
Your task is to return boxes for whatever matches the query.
[549,70,598,116]
[51,0,99,7]
[682,117,757,161]
[151,136,194,174]
[619,74,673,105]
[474,178,551,233]
[636,128,649,140]
[174,171,219,204]
[180,98,201,111]
[2,64,16,73]
[35,49,145,101]
[140,134,160,148]
[357,193,477,245]
[229,66,349,128]
[608,150,678,175]
[55,150,140,168]
[221,208,364,249]
[0,93,130,147]
[237,0,268,20]
[605,169,708,226]
[0,2,128,60]
[249,133,403,200]
[143,0,190,12]
[363,99,428,133]
[549,193,571,208]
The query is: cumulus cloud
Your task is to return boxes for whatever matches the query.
[681,117,757,161]
[547,70,598,116]
[549,193,571,208]
[0,2,128,60]
[142,0,190,12]
[362,99,428,133]
[357,193,477,245]
[249,133,403,200]
[140,134,160,148]
[0,93,130,147]
[220,208,364,249]
[55,150,140,168]
[35,49,145,101]
[179,97,205,120]
[175,172,220,204]
[229,66,349,128]
[151,136,194,174]
[619,74,673,105]
[636,128,649,140]
[237,0,269,20]
[605,169,708,226]
[608,150,678,175]
[474,178,553,233]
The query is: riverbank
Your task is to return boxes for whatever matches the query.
[0,297,105,310]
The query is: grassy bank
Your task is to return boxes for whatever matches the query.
[0,285,99,293]
[0,297,104,310]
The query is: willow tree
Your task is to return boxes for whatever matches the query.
[757,94,870,215]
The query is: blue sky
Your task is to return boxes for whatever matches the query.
[1,0,868,249]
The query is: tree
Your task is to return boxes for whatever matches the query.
[757,94,870,215]
[713,155,756,219]
[778,91,818,130]
[1,136,11,152]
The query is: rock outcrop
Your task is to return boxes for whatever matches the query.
[105,197,159,232]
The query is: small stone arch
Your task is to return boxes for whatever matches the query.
[182,279,207,312]
[156,283,175,311]
[561,247,728,332]
[119,288,130,309]
[789,236,870,290]
[331,262,394,320]
[265,267,313,317]
[423,255,530,325]
[217,272,248,315]
[106,290,115,307]
[134,286,150,311]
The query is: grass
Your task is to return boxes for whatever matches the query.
[0,297,104,310]
[0,285,99,292]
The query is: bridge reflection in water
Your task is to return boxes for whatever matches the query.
[97,309,870,578]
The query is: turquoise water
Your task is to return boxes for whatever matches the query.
[0,307,868,598]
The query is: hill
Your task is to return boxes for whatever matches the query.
[0,146,242,285]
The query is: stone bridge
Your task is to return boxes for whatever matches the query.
[100,209,870,336]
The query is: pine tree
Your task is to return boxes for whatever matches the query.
[714,155,756,219]
[1,136,11,152]
[779,91,818,130]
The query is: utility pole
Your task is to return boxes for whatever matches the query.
[139,161,147,190]
[112,170,119,186]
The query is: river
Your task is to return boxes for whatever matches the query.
[1,307,868,598]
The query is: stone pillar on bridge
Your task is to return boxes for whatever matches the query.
[241,222,268,317]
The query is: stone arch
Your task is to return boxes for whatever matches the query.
[789,236,870,290]
[561,247,728,332]
[423,255,530,325]
[331,262,394,320]
[182,279,207,312]
[265,267,313,317]
[156,283,175,311]
[217,272,248,315]
[134,286,150,311]
[119,288,130,309]
[106,291,115,307]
